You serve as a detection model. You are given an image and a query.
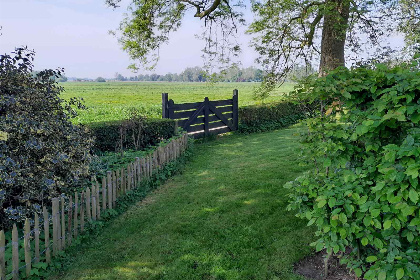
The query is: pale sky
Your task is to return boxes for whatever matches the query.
[0,0,406,79]
[0,0,257,78]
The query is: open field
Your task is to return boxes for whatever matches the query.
[61,82,295,124]
[47,126,314,280]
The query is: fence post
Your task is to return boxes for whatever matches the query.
[74,193,79,239]
[52,198,59,255]
[232,89,239,130]
[61,197,66,249]
[80,192,85,232]
[34,213,40,263]
[112,171,117,207]
[43,207,51,263]
[24,218,31,277]
[102,177,106,212]
[92,186,97,221]
[96,181,101,220]
[68,196,73,246]
[12,224,18,280]
[107,171,112,209]
[136,157,140,185]
[204,97,210,137]
[162,93,169,118]
[86,187,91,222]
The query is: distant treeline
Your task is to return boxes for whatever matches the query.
[60,65,315,83]
[113,66,264,83]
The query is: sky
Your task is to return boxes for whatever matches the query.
[0,0,406,79]
[0,0,257,79]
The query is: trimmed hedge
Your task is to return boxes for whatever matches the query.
[238,101,312,133]
[88,118,177,153]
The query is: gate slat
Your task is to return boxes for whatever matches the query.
[187,124,205,133]
[209,99,233,106]
[170,101,203,111]
[172,110,197,119]
[213,106,233,114]
[208,120,229,130]
[192,126,231,138]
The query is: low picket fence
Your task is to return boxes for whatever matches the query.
[0,133,189,280]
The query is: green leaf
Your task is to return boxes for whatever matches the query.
[323,158,331,167]
[384,220,392,230]
[374,238,383,249]
[315,241,324,252]
[405,165,419,179]
[362,237,368,246]
[409,218,420,226]
[354,268,362,277]
[393,219,401,231]
[339,213,348,224]
[407,231,414,242]
[409,189,419,203]
[328,197,336,208]
[318,199,327,208]
[363,216,372,227]
[378,271,387,280]
[366,255,377,262]
[358,196,368,205]
[396,268,404,280]
[411,112,420,123]
[371,209,381,218]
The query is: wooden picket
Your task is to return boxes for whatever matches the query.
[24,219,30,277]
[0,134,188,279]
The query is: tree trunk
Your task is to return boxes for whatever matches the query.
[319,0,351,76]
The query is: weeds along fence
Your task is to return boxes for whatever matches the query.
[0,133,189,280]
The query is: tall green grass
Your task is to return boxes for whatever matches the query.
[61,82,295,124]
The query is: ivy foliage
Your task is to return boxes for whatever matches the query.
[0,48,94,229]
[285,62,420,279]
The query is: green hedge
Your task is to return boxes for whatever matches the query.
[88,118,177,153]
[238,101,312,133]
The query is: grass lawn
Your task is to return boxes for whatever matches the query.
[61,82,295,124]
[48,126,315,280]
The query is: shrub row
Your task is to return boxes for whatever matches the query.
[87,118,177,153]
[238,101,314,133]
[286,63,420,279]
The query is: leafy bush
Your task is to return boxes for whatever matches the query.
[88,117,177,153]
[238,101,314,133]
[285,64,420,279]
[0,48,94,229]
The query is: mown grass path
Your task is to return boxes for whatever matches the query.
[49,127,315,280]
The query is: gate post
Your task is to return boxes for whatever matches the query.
[162,93,169,119]
[233,89,238,130]
[204,97,210,137]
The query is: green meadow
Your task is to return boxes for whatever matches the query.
[61,82,295,124]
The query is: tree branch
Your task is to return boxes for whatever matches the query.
[307,12,323,46]
[179,0,222,19]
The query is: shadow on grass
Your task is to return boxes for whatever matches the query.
[47,126,314,280]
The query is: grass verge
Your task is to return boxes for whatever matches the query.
[47,126,315,280]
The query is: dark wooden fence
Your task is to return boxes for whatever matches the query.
[162,90,238,138]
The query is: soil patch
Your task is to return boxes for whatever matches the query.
[294,250,357,280]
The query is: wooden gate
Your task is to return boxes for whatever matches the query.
[162,90,238,138]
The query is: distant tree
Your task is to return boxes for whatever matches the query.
[96,77,106,82]
[150,73,160,81]
[115,72,126,81]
